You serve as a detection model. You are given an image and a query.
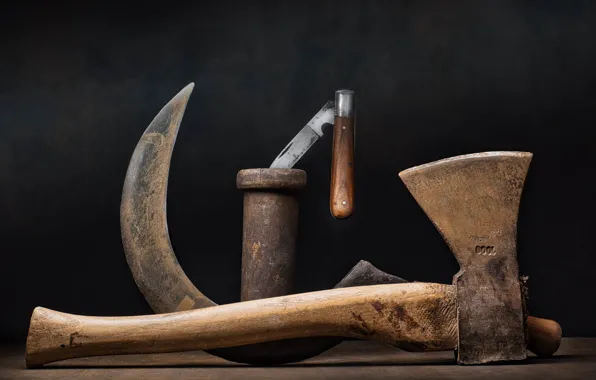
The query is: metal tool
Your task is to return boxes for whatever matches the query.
[399,151,531,364]
[269,100,334,169]
[120,84,391,365]
[26,152,562,367]
[270,90,356,219]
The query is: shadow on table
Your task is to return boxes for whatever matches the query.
[32,354,587,369]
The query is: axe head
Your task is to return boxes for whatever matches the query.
[399,152,532,364]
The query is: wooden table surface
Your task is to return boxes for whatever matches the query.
[1,338,595,379]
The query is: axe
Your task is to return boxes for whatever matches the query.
[26,151,562,367]
[121,84,399,365]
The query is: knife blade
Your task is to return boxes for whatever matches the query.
[269,101,335,168]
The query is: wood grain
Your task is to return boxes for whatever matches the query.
[26,283,456,367]
[527,315,563,357]
[330,116,355,219]
[25,282,562,368]
[236,168,306,301]
[120,85,377,365]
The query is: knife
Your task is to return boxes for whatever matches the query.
[329,90,356,219]
[269,100,335,169]
[269,90,356,219]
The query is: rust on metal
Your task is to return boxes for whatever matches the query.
[121,83,216,313]
[119,84,418,365]
[119,89,546,366]
[399,151,532,364]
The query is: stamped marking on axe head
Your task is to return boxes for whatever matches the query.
[399,151,532,364]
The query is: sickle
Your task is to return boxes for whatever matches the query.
[120,83,408,365]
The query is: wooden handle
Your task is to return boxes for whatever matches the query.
[25,283,562,367]
[526,316,563,357]
[25,283,456,367]
[330,115,355,218]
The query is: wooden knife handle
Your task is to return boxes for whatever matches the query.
[330,90,355,219]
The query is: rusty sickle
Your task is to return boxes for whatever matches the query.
[26,151,562,367]
[120,84,403,365]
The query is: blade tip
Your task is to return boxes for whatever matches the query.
[183,82,195,93]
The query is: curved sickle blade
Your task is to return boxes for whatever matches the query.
[121,83,217,313]
[120,84,408,365]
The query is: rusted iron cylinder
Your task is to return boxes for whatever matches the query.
[237,168,307,301]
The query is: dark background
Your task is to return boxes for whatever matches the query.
[1,0,595,344]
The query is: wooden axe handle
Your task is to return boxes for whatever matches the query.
[25,283,561,368]
[527,315,563,357]
[25,283,455,367]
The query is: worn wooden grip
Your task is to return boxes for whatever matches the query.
[526,316,563,357]
[330,116,355,218]
[24,283,562,367]
[25,283,456,367]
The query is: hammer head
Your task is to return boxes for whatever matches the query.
[399,152,532,364]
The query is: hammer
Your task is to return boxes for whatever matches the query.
[26,151,561,367]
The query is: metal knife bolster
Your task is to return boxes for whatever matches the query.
[269,101,335,169]
[335,90,355,117]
